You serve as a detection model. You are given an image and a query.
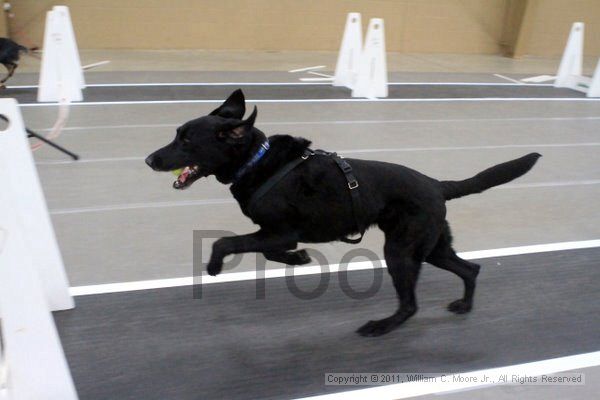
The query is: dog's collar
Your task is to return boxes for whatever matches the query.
[234,140,270,181]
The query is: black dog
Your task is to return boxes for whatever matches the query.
[146,89,541,337]
[0,37,34,87]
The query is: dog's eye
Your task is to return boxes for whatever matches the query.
[180,133,191,144]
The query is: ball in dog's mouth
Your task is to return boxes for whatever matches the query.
[172,165,202,190]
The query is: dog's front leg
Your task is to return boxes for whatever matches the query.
[1,63,16,84]
[207,230,298,276]
[263,250,312,266]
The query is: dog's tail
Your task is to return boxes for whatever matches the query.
[440,153,541,201]
[19,45,41,60]
[18,45,40,53]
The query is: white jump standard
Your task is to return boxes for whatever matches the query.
[352,18,388,99]
[38,5,85,103]
[554,22,600,98]
[0,99,77,400]
[333,12,362,89]
[33,5,85,159]
[333,12,389,98]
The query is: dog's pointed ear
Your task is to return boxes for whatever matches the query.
[217,106,258,143]
[210,89,246,119]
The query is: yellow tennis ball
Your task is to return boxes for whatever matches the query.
[172,168,184,176]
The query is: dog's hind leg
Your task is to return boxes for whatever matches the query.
[264,250,311,266]
[356,234,422,337]
[426,224,480,314]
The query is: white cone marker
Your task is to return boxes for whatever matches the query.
[334,13,363,89]
[352,18,388,99]
[38,6,85,102]
[554,22,600,97]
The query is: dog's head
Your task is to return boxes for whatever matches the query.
[145,89,263,189]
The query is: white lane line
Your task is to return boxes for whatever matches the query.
[494,73,524,85]
[50,198,236,215]
[69,239,600,296]
[10,82,331,89]
[499,179,600,189]
[34,143,600,166]
[455,239,600,260]
[82,60,111,70]
[32,116,600,133]
[18,97,600,107]
[45,123,177,131]
[346,142,600,154]
[289,66,327,73]
[49,179,600,215]
[6,81,554,89]
[37,156,144,165]
[291,352,600,400]
[521,75,556,83]
[307,71,334,78]
[300,77,336,82]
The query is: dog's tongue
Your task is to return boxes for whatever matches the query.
[173,166,199,190]
[179,167,194,183]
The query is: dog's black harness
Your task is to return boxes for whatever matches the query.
[247,149,366,244]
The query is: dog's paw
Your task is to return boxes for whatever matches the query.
[206,260,223,276]
[289,249,312,265]
[447,299,472,314]
[356,319,398,337]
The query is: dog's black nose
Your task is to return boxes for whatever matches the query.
[145,155,155,168]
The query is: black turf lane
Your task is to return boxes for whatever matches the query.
[4,83,585,104]
[54,248,600,400]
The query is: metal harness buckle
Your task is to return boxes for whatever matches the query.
[301,150,314,160]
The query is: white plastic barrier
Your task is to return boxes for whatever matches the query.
[589,60,600,97]
[0,101,73,311]
[554,22,600,98]
[35,5,84,153]
[0,99,77,399]
[333,12,363,89]
[38,5,85,102]
[352,18,388,99]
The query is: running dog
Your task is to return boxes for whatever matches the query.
[146,89,541,337]
[0,37,36,88]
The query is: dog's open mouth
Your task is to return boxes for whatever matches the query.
[172,165,202,190]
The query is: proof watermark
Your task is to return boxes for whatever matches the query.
[325,372,585,386]
[192,230,383,299]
